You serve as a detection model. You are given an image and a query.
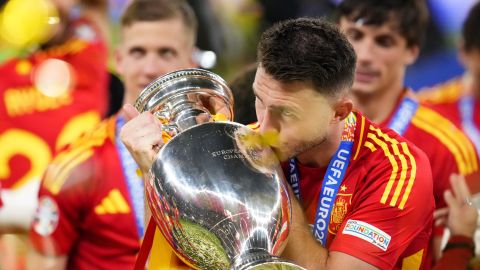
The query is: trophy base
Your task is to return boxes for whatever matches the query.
[244,261,306,270]
[236,252,306,270]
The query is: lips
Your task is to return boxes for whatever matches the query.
[355,70,378,83]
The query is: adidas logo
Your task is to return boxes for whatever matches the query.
[94,189,131,214]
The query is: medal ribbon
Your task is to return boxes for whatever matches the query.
[116,116,145,238]
[459,95,480,155]
[387,96,419,135]
[287,112,356,246]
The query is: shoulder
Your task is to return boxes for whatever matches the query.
[411,104,478,175]
[417,77,463,104]
[354,114,428,166]
[41,118,116,195]
[353,117,432,207]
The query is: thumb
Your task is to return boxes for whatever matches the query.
[122,104,140,121]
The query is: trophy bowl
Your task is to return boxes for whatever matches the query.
[135,69,305,270]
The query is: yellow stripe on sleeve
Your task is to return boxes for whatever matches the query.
[364,141,377,152]
[413,106,478,174]
[399,142,417,210]
[353,115,365,160]
[367,132,399,205]
[369,126,411,208]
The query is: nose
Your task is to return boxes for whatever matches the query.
[353,39,374,66]
[142,55,169,80]
[258,110,278,134]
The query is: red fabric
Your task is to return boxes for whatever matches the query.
[0,17,108,189]
[433,235,474,270]
[283,111,434,270]
[380,90,480,233]
[382,90,477,207]
[134,218,156,270]
[29,117,141,270]
[420,80,480,194]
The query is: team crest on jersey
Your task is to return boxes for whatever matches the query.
[328,192,352,235]
[342,219,391,251]
[32,196,59,236]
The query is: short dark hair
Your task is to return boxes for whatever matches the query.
[462,1,480,52]
[121,0,197,40]
[336,0,429,48]
[257,17,356,96]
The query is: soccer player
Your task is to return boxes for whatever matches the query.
[336,0,479,263]
[28,0,197,269]
[120,17,435,270]
[0,0,109,233]
[418,1,480,158]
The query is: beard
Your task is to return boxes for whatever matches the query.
[273,134,328,162]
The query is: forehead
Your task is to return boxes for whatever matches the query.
[340,17,402,37]
[253,67,329,105]
[120,19,193,47]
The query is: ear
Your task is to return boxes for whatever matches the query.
[458,39,468,66]
[332,97,353,122]
[404,45,420,65]
[114,47,124,76]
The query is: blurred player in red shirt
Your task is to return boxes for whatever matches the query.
[419,2,480,160]
[336,0,480,264]
[29,0,199,269]
[0,0,109,232]
[120,17,435,270]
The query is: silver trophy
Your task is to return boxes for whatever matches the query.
[135,69,305,270]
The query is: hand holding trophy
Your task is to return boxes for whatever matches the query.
[134,69,305,270]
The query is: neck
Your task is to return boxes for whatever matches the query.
[295,120,344,168]
[469,75,480,99]
[352,86,404,124]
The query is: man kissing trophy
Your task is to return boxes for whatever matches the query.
[135,68,305,270]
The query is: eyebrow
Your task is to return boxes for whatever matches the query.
[252,85,299,113]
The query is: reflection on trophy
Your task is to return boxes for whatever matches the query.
[135,69,305,270]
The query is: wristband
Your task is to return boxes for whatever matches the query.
[443,235,475,256]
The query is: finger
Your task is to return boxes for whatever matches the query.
[456,174,473,202]
[444,189,461,208]
[122,104,140,121]
[433,207,449,219]
[435,217,447,227]
[449,173,463,204]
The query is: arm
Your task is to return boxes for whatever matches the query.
[433,174,478,270]
[282,188,378,270]
[27,249,67,270]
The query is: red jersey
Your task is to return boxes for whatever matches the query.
[0,17,108,190]
[285,112,434,269]
[381,90,479,216]
[29,117,140,270]
[419,77,480,171]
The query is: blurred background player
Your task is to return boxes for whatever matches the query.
[28,0,198,269]
[419,1,480,160]
[0,0,109,269]
[336,0,479,264]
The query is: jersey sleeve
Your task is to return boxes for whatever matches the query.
[329,146,434,269]
[29,151,97,256]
